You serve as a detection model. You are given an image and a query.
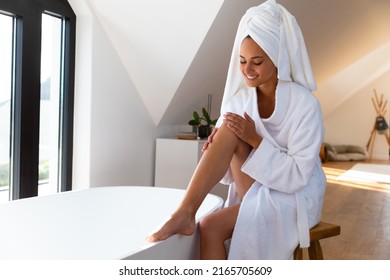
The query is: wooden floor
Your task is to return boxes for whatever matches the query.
[318,159,390,260]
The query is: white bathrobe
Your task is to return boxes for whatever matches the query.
[218,80,326,260]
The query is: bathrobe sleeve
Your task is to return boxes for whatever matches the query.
[242,85,324,194]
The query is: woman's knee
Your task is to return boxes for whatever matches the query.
[199,206,239,240]
[213,123,240,146]
[199,211,231,241]
[199,213,218,236]
[234,139,252,160]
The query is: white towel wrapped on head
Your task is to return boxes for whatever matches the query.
[219,0,316,119]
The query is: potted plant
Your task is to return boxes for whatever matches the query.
[188,107,217,139]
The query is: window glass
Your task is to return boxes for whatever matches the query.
[39,13,63,196]
[0,13,13,203]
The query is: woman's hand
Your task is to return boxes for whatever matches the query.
[202,128,218,152]
[224,112,262,148]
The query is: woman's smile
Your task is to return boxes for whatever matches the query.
[245,74,258,80]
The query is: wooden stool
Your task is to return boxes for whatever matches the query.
[294,221,341,260]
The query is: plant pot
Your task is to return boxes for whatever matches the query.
[198,125,212,139]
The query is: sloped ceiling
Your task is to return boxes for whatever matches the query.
[284,0,390,85]
[285,0,390,117]
[73,0,390,125]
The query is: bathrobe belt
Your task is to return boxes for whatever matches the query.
[295,191,310,248]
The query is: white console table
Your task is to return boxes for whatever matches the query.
[154,138,227,200]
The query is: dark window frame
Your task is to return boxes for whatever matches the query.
[0,0,75,199]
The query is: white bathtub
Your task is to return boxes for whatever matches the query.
[0,186,223,260]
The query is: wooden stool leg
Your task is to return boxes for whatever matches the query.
[308,240,323,260]
[294,247,303,260]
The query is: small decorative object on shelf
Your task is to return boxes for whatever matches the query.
[176,132,197,140]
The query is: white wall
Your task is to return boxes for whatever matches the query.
[89,19,158,187]
[71,6,92,189]
[318,42,390,160]
[323,70,390,160]
[71,2,167,189]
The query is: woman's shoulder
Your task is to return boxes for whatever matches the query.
[283,81,318,104]
[223,87,254,114]
[227,87,253,104]
[285,81,312,95]
[278,81,321,117]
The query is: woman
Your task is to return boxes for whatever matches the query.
[147,0,326,260]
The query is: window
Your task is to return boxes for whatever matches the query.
[39,13,65,196]
[0,0,75,202]
[0,13,13,202]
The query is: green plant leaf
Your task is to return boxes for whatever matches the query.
[193,111,200,120]
[188,120,200,126]
[189,108,217,127]
[202,108,211,125]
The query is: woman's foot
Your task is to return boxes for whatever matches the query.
[146,209,196,242]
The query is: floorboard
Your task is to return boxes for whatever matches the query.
[319,159,390,260]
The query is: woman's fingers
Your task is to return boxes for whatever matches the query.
[202,128,218,152]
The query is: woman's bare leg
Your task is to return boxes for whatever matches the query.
[199,136,255,259]
[199,204,240,259]
[230,137,256,198]
[147,123,241,242]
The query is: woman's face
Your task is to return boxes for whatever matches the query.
[239,37,277,88]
